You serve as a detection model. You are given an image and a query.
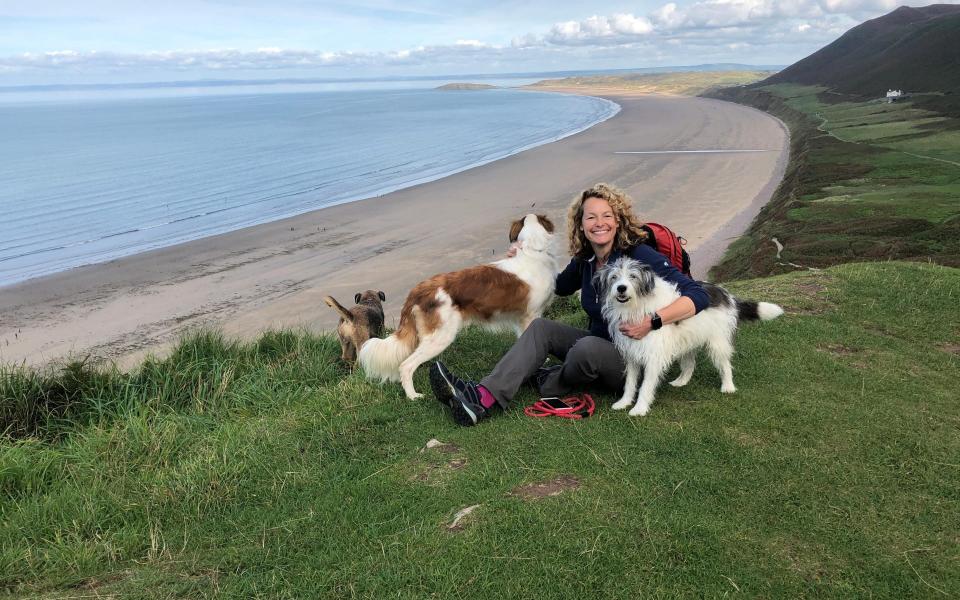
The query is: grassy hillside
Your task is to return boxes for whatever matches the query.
[2,262,959,598]
[705,83,960,281]
[527,70,772,96]
[763,5,960,97]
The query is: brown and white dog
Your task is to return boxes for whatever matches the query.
[359,214,558,399]
[324,290,386,364]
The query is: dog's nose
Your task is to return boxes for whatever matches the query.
[616,284,627,294]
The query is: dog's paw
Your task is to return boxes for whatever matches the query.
[668,378,689,387]
[407,392,424,400]
[612,398,633,410]
[720,384,736,394]
[629,404,651,417]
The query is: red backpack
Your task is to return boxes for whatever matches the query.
[641,222,691,276]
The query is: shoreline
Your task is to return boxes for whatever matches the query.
[0,89,619,288]
[0,89,788,368]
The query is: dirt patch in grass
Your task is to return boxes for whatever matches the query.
[509,475,581,500]
[411,439,468,483]
[936,342,960,355]
[724,427,766,448]
[779,541,830,584]
[420,439,461,454]
[795,281,827,295]
[787,279,834,315]
[864,325,898,339]
[72,571,128,590]
[434,443,461,453]
[411,457,467,483]
[732,273,835,316]
[818,343,858,357]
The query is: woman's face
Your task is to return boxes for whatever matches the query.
[581,196,618,250]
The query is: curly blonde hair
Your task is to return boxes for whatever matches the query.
[566,183,648,259]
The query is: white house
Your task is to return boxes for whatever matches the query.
[886,89,904,103]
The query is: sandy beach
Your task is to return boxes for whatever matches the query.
[0,90,788,368]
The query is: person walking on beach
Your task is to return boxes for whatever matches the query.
[430,183,711,426]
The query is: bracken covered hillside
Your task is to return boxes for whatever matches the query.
[764,4,960,97]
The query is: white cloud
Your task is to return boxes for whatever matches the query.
[3,0,958,82]
[818,0,898,14]
[536,13,654,45]
[651,3,686,28]
[0,44,513,74]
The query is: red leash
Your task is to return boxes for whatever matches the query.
[523,394,596,419]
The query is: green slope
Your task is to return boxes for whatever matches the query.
[2,262,958,598]
[705,83,960,281]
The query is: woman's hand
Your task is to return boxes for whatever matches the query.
[619,316,652,340]
[506,241,523,258]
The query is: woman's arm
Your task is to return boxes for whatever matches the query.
[554,258,582,297]
[618,296,695,339]
[618,245,708,339]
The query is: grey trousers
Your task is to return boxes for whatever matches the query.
[480,317,626,408]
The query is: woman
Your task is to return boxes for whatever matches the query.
[430,183,709,426]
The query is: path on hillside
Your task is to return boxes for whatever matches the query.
[815,111,960,168]
[0,93,788,368]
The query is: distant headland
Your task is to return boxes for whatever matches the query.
[435,83,499,90]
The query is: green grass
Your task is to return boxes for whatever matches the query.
[705,84,960,280]
[2,262,958,598]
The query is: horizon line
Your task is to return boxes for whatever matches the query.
[0,63,784,93]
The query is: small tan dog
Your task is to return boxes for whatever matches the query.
[324,290,386,364]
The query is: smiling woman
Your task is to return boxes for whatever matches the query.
[431,182,710,427]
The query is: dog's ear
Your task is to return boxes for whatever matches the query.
[536,214,554,233]
[508,217,525,243]
[378,290,386,302]
[354,292,362,304]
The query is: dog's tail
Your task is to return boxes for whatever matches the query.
[358,312,417,383]
[736,300,784,322]
[323,295,354,322]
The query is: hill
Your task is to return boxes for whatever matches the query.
[704,81,960,280]
[435,83,498,90]
[764,4,960,97]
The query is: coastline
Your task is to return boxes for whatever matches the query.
[0,89,788,368]
[0,90,619,288]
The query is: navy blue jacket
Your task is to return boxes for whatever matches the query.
[555,244,710,340]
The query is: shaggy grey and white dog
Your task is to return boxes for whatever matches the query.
[598,257,783,417]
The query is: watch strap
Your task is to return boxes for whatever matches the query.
[651,313,663,330]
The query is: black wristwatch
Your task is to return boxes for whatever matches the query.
[650,312,663,330]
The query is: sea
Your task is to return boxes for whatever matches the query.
[0,78,619,287]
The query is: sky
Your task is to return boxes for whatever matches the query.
[1,0,956,86]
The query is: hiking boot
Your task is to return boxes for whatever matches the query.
[430,361,488,427]
[429,360,463,405]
